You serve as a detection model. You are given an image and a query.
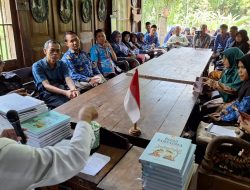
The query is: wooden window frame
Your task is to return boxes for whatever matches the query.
[2,0,23,71]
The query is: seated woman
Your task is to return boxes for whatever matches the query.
[122,31,147,64]
[90,29,118,79]
[230,30,250,54]
[203,47,244,103]
[212,54,250,122]
[136,32,165,57]
[110,30,140,69]
[163,27,176,47]
[136,32,151,50]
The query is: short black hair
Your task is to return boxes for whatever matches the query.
[151,24,157,29]
[64,31,77,42]
[94,29,104,38]
[230,26,238,31]
[145,22,151,26]
[122,31,131,41]
[220,24,228,29]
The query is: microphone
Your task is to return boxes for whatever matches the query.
[6,110,27,144]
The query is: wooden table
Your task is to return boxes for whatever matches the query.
[127,47,213,84]
[55,74,197,143]
[97,146,143,190]
[97,146,198,190]
[61,144,131,190]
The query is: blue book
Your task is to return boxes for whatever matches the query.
[21,111,70,137]
[139,132,192,174]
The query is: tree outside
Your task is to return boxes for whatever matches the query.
[142,0,250,34]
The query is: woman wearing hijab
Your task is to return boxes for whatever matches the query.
[110,30,140,69]
[136,32,152,50]
[203,47,244,103]
[163,27,176,44]
[218,54,250,122]
[122,31,147,64]
[230,30,250,54]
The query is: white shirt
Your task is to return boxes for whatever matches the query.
[167,34,189,48]
[0,121,95,190]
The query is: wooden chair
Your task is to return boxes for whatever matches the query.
[11,67,37,97]
[197,136,250,190]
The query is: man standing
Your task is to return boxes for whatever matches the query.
[62,31,105,91]
[32,40,79,109]
[167,25,189,48]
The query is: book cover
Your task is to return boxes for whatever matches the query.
[21,111,70,136]
[139,132,192,173]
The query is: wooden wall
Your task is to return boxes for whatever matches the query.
[15,0,113,67]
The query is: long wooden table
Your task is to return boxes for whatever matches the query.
[127,47,213,85]
[55,74,197,142]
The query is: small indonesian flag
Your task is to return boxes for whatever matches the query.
[124,69,140,124]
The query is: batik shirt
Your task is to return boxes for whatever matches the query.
[61,49,100,82]
[111,42,131,57]
[144,33,160,47]
[214,33,230,52]
[90,44,115,76]
[221,96,250,121]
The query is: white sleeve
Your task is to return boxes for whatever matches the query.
[181,36,189,46]
[0,121,95,190]
[167,36,174,45]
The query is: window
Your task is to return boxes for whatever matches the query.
[0,0,16,61]
[111,0,131,32]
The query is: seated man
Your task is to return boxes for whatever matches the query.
[144,21,158,37]
[212,24,230,58]
[167,25,189,48]
[90,29,118,79]
[225,26,238,49]
[144,24,160,48]
[62,31,105,91]
[32,40,79,109]
[193,24,211,48]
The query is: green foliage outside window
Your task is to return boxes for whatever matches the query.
[142,0,250,33]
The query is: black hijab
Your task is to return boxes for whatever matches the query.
[234,30,250,54]
[238,54,250,101]
[122,31,133,50]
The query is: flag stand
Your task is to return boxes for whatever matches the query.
[129,123,141,136]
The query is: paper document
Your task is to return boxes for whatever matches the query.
[81,153,111,176]
[209,125,236,137]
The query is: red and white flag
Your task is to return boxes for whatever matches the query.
[124,69,140,124]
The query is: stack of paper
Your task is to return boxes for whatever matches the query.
[139,133,196,190]
[0,93,48,122]
[81,153,111,176]
[21,111,71,147]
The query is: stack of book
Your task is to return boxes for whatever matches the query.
[139,132,196,190]
[21,111,71,148]
[0,93,48,122]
